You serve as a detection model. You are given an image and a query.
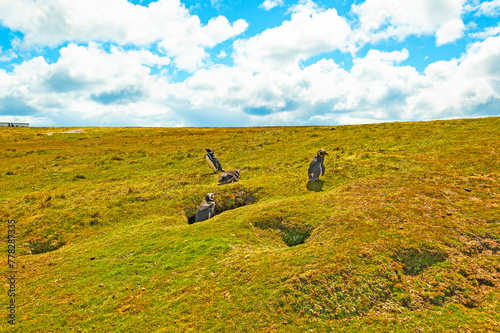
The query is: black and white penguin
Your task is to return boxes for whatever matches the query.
[218,169,241,184]
[205,148,225,173]
[308,149,328,182]
[195,193,216,223]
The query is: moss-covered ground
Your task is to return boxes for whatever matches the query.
[1,117,499,332]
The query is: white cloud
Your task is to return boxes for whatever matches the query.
[259,0,284,11]
[171,48,417,125]
[435,18,466,45]
[353,48,410,65]
[469,22,500,39]
[0,47,17,62]
[0,68,13,94]
[288,0,320,16]
[233,3,351,71]
[28,43,171,103]
[351,0,467,47]
[0,0,499,127]
[0,0,248,71]
[172,33,500,126]
[0,43,186,126]
[3,33,500,127]
[335,37,500,122]
[395,36,500,121]
[475,0,500,17]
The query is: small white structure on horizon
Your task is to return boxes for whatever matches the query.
[0,122,29,127]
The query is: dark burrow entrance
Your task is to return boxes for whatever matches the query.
[253,216,315,247]
[186,190,257,224]
[187,214,196,225]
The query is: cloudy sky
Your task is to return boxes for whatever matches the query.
[0,0,499,127]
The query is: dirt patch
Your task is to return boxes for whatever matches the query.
[45,129,83,135]
[62,129,83,133]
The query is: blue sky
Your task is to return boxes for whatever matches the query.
[0,0,499,127]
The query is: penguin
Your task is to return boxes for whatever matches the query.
[308,149,328,182]
[218,169,241,184]
[195,193,216,223]
[205,148,225,173]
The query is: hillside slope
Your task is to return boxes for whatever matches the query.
[1,118,499,332]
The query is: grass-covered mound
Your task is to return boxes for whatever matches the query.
[1,117,499,332]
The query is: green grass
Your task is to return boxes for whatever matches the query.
[1,118,499,332]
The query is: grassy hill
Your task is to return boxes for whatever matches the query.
[1,117,499,332]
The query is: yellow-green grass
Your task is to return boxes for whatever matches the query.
[1,118,499,332]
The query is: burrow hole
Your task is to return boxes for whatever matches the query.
[186,190,257,224]
[253,217,315,247]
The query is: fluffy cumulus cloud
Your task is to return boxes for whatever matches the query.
[415,36,500,117]
[351,0,467,47]
[0,43,185,126]
[333,35,500,123]
[0,0,499,127]
[234,1,351,71]
[0,0,247,71]
[175,33,500,126]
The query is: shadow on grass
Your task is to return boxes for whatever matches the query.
[201,172,217,177]
[306,180,324,192]
[217,180,239,186]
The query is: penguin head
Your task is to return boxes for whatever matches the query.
[234,169,241,176]
[205,193,216,202]
[205,148,214,154]
[317,149,329,157]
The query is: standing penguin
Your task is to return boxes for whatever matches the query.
[205,148,225,173]
[308,149,328,182]
[218,169,241,184]
[195,193,217,223]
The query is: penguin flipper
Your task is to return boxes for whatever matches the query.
[321,162,325,176]
[213,158,224,172]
